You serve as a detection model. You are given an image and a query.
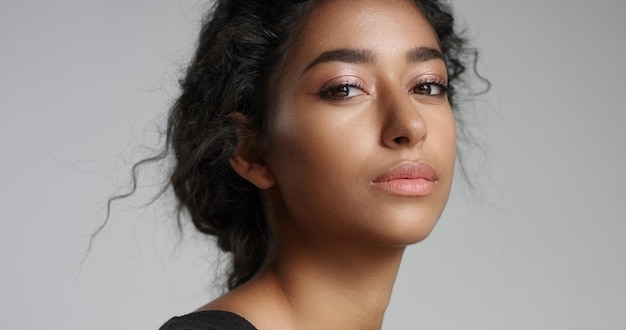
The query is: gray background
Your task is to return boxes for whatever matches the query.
[1,1,625,329]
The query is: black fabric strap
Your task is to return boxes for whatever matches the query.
[160,310,257,330]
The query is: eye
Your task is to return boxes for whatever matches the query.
[412,81,448,96]
[319,83,366,100]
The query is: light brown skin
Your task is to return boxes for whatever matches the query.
[201,0,457,329]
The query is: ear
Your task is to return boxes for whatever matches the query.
[228,112,275,190]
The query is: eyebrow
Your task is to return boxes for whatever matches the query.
[406,47,444,63]
[301,47,444,75]
[303,49,375,74]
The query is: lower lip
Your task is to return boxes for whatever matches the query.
[372,178,436,196]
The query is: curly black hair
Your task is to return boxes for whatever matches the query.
[108,0,486,291]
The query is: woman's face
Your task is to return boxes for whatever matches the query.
[264,0,456,248]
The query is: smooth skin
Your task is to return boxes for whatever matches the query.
[203,0,457,329]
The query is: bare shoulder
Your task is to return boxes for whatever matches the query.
[196,273,294,330]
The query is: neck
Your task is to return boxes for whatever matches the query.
[264,236,405,330]
[204,191,410,329]
[201,231,406,330]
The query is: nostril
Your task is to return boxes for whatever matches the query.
[393,136,410,144]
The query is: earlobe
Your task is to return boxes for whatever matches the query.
[228,112,275,190]
[229,156,275,190]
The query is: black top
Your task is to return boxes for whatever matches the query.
[160,310,258,330]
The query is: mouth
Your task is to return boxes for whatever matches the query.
[371,162,438,196]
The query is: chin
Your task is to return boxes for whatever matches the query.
[363,213,441,248]
[390,224,438,247]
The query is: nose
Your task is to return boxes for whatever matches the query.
[380,90,427,148]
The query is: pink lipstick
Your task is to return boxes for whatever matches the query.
[372,162,438,196]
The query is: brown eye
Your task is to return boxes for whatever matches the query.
[412,82,448,96]
[320,83,365,99]
[331,85,350,98]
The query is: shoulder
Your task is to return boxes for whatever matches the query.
[159,310,257,330]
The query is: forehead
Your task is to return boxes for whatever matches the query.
[290,0,440,60]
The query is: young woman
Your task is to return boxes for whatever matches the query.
[154,0,481,328]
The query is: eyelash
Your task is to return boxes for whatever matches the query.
[317,79,449,101]
[317,81,366,100]
[411,79,449,97]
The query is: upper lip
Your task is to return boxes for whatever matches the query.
[372,162,438,183]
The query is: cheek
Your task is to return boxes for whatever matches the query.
[268,94,371,171]
[268,109,361,186]
[265,119,337,235]
[265,101,374,221]
[267,106,324,191]
[431,109,457,168]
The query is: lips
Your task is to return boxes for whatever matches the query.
[371,162,438,196]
